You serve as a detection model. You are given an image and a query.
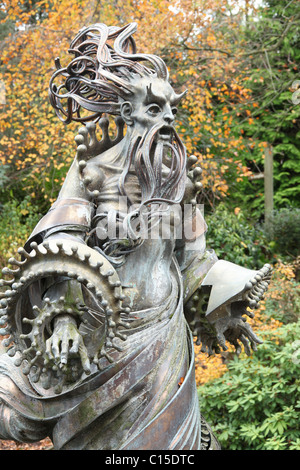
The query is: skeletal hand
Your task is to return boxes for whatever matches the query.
[213,308,263,356]
[45,315,91,374]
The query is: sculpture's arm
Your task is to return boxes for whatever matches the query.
[175,172,272,356]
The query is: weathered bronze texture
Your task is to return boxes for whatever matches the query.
[0,22,272,450]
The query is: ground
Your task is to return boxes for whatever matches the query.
[0,437,53,450]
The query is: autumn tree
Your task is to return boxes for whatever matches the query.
[226,0,300,215]
[0,0,259,214]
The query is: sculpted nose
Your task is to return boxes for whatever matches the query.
[164,106,175,125]
[164,115,174,125]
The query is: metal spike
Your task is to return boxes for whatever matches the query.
[42,241,50,251]
[187,155,198,169]
[103,270,114,278]
[38,244,48,255]
[114,292,125,300]
[118,320,131,329]
[22,363,31,375]
[8,257,26,267]
[111,340,124,352]
[83,177,92,186]
[22,346,34,355]
[20,333,30,339]
[2,266,19,276]
[22,317,34,325]
[111,281,121,287]
[0,315,8,325]
[14,356,23,367]
[7,347,16,357]
[17,247,35,260]
[102,350,114,363]
[116,331,127,341]
[249,300,258,309]
[0,327,9,335]
[78,160,87,170]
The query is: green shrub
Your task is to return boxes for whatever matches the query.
[198,321,300,450]
[0,196,41,269]
[265,208,300,260]
[205,203,274,269]
[264,266,300,325]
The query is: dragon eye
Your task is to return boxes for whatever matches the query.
[172,107,178,115]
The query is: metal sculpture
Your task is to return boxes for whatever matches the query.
[0,23,272,450]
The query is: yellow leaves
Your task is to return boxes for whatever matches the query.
[1,0,258,208]
[20,209,29,216]
[275,260,296,280]
[194,346,228,386]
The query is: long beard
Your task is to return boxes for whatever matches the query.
[95,124,187,260]
[119,122,186,207]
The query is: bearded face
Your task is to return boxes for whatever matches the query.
[99,76,187,255]
[119,76,186,206]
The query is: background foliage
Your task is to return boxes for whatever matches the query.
[0,0,299,451]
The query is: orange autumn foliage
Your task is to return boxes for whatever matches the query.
[0,0,261,208]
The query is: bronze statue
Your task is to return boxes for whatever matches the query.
[0,23,272,450]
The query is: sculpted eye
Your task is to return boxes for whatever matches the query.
[147,104,161,116]
[172,107,178,115]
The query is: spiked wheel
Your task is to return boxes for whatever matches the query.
[0,239,130,393]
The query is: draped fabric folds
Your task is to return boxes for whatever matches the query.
[0,259,215,450]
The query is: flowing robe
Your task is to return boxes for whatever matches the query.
[0,258,219,449]
[0,153,220,450]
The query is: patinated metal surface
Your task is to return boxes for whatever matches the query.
[0,22,272,450]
